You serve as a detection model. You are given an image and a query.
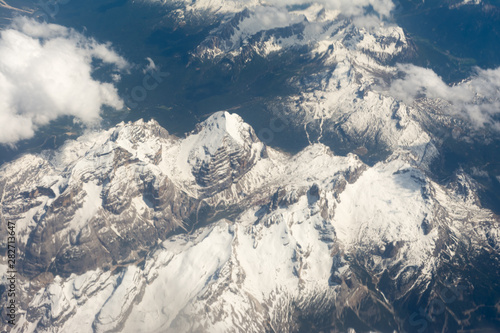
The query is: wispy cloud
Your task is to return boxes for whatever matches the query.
[149,0,395,18]
[264,0,394,17]
[0,16,128,145]
[386,64,500,131]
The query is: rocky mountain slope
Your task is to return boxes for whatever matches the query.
[1,111,499,332]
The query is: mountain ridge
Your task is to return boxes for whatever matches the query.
[1,111,499,332]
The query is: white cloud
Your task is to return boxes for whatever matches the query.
[143,57,157,74]
[235,0,396,42]
[229,5,305,44]
[387,64,500,130]
[0,16,129,145]
[264,0,394,17]
[152,0,395,18]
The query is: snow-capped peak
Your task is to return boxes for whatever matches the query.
[170,111,265,191]
[188,111,257,155]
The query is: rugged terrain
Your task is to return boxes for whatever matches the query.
[1,1,500,332]
[1,111,499,332]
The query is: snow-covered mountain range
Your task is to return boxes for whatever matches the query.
[1,0,500,332]
[1,111,499,332]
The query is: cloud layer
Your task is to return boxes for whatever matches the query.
[158,0,395,18]
[0,17,128,144]
[387,64,500,131]
[264,0,394,17]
